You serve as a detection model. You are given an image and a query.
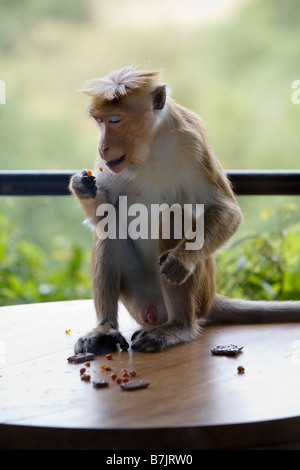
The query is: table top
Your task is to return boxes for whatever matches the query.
[1,299,300,450]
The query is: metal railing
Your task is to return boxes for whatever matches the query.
[0,170,300,196]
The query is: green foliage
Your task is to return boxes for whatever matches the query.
[0,1,300,305]
[0,210,92,306]
[0,204,299,306]
[216,204,300,301]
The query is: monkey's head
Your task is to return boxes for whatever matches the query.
[80,67,168,173]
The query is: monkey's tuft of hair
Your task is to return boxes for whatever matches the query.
[79,66,162,101]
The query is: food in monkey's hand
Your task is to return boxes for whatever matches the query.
[211,344,243,356]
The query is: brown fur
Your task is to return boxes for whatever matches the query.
[70,67,300,353]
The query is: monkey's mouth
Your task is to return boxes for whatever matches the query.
[106,154,126,168]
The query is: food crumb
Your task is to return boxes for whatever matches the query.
[92,378,109,389]
[80,373,91,382]
[106,354,113,360]
[65,329,71,335]
[237,366,245,374]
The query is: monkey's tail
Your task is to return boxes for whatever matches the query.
[208,294,300,324]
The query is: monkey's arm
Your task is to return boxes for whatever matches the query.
[159,197,242,285]
[69,170,108,226]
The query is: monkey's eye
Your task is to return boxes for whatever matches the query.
[108,115,122,124]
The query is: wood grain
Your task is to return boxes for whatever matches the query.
[1,300,300,449]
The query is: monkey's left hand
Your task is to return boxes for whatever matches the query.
[158,250,193,285]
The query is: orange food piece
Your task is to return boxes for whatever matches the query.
[106,354,113,360]
[65,329,71,335]
[86,170,93,176]
[81,373,91,382]
[111,373,117,380]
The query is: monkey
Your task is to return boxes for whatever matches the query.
[69,66,300,353]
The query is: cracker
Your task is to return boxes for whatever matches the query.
[92,378,109,389]
[120,379,150,391]
[211,344,243,356]
[67,352,95,364]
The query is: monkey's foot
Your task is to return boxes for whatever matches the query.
[74,324,129,355]
[131,324,200,352]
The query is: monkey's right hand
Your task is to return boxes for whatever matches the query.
[74,323,129,355]
[69,170,97,199]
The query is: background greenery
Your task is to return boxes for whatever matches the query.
[0,0,300,305]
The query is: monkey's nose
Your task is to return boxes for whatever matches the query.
[99,146,109,158]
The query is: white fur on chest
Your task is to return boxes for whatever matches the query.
[92,135,214,265]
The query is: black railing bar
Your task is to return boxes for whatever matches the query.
[0,169,300,196]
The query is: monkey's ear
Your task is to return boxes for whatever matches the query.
[152,85,167,110]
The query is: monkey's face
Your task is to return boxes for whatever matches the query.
[89,85,167,173]
[94,109,156,174]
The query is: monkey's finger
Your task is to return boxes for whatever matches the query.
[82,171,96,183]
[131,336,162,353]
[117,333,130,351]
[158,251,169,266]
[131,328,164,352]
[131,329,143,341]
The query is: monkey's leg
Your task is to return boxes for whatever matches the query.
[74,236,129,354]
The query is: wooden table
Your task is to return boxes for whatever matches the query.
[1,299,300,450]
